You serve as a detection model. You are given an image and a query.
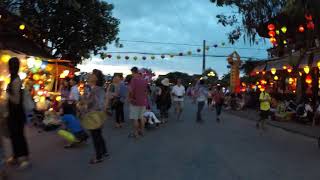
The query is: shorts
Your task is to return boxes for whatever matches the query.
[173,101,184,110]
[129,105,146,120]
[260,110,270,120]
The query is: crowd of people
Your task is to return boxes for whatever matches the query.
[0,57,228,179]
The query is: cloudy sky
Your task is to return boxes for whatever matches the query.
[78,0,271,77]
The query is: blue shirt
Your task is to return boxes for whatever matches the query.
[119,81,127,102]
[61,114,83,134]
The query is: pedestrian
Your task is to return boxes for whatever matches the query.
[69,76,80,102]
[213,85,224,122]
[256,87,271,130]
[207,85,213,108]
[60,78,71,101]
[156,78,172,123]
[6,57,30,169]
[82,69,109,164]
[194,80,208,123]
[111,74,126,128]
[171,78,185,120]
[128,67,148,138]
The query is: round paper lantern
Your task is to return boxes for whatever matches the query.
[133,56,138,61]
[299,25,305,32]
[35,59,42,69]
[282,65,287,70]
[142,56,147,60]
[269,37,277,44]
[255,71,259,75]
[170,55,174,58]
[27,57,36,68]
[107,54,112,58]
[187,51,192,55]
[274,76,279,81]
[276,30,280,35]
[306,75,312,84]
[213,44,218,48]
[179,53,183,56]
[288,78,294,85]
[161,55,165,59]
[117,55,121,60]
[304,66,310,74]
[1,54,11,63]
[125,56,129,60]
[305,14,313,21]
[197,49,201,52]
[18,72,27,80]
[268,31,276,37]
[268,24,275,31]
[287,68,292,73]
[271,68,276,75]
[317,61,320,69]
[33,74,40,81]
[307,21,315,30]
[19,24,25,30]
[281,26,287,33]
[151,56,155,60]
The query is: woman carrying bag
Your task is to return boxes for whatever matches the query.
[81,69,109,164]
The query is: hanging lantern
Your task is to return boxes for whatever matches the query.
[307,21,315,30]
[151,56,155,60]
[170,55,174,58]
[276,30,280,35]
[268,31,276,37]
[282,65,287,70]
[107,54,112,58]
[33,74,40,81]
[271,68,276,75]
[269,37,277,44]
[221,42,225,46]
[179,53,183,56]
[133,56,138,61]
[305,14,313,21]
[187,51,192,55]
[197,49,201,53]
[262,71,266,75]
[161,55,165,59]
[287,68,292,73]
[317,61,320,69]
[288,78,294,85]
[213,44,218,48]
[299,72,303,76]
[1,54,11,63]
[268,24,275,31]
[281,26,287,33]
[306,75,312,84]
[19,24,25,30]
[283,40,287,45]
[299,25,305,32]
[304,66,310,74]
[125,56,129,60]
[255,72,259,75]
[117,55,121,60]
[142,56,147,60]
[274,76,279,81]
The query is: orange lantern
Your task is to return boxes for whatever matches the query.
[287,68,292,73]
[306,75,312,84]
[262,71,266,75]
[299,25,305,32]
[288,78,294,84]
[268,31,276,37]
[299,72,303,76]
[255,71,259,75]
[269,37,277,44]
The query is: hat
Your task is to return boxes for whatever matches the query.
[161,78,170,86]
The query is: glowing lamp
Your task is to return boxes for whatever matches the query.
[19,24,25,30]
[304,66,310,74]
[274,76,279,81]
[306,75,312,84]
[241,82,246,87]
[255,71,259,75]
[271,68,276,75]
[34,59,42,69]
[1,54,11,63]
[317,61,320,69]
[18,72,27,80]
[27,57,36,68]
[281,26,287,33]
[269,37,277,44]
[262,71,266,75]
[299,25,305,32]
[307,21,315,30]
[283,40,287,45]
[287,68,292,73]
[268,31,276,37]
[38,90,44,96]
[276,30,280,35]
[258,85,262,89]
[268,24,275,31]
[288,78,294,84]
[56,96,62,102]
[299,72,303,76]
[33,74,40,81]
[282,66,287,70]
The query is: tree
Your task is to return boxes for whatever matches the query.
[1,0,120,64]
[220,73,230,87]
[240,59,261,76]
[202,68,219,85]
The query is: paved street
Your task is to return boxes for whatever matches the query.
[9,100,320,180]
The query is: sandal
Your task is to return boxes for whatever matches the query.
[128,133,138,139]
[89,158,104,164]
[6,157,17,166]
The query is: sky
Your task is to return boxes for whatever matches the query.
[78,0,271,77]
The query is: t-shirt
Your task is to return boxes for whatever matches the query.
[129,75,148,106]
[172,85,185,101]
[259,92,271,111]
[69,85,80,101]
[196,85,208,102]
[61,114,83,134]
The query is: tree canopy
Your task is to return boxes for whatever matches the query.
[1,0,120,64]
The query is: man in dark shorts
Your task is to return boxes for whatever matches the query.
[257,88,271,130]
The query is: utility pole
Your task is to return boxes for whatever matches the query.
[202,40,206,73]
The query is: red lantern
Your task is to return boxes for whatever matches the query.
[306,75,312,84]
[107,54,112,58]
[268,24,275,31]
[268,31,276,37]
[307,21,315,30]
[305,14,313,21]
[299,25,305,32]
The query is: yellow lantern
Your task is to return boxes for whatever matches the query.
[271,68,276,75]
[274,76,279,80]
[33,74,40,81]
[304,66,310,74]
[1,54,11,63]
[288,78,294,84]
[282,65,287,70]
[19,24,25,30]
[255,71,259,75]
[56,96,62,102]
[287,68,292,73]
[276,30,280,35]
[283,40,287,44]
[281,26,287,33]
[317,61,320,69]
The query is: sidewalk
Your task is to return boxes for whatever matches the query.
[226,108,320,138]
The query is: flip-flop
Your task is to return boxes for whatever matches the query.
[89,158,104,164]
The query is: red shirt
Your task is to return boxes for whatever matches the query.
[129,75,148,106]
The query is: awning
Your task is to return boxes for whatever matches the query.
[298,55,309,68]
[266,58,292,71]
